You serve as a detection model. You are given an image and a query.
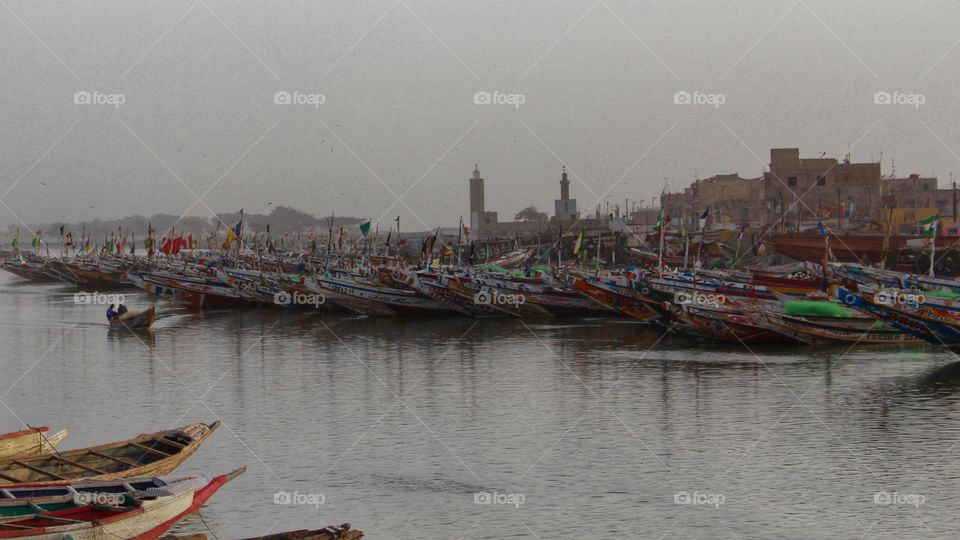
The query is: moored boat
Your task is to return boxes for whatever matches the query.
[0,422,219,484]
[0,429,67,460]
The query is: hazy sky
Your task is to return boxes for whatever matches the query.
[3,0,960,232]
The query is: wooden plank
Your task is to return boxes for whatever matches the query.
[0,472,22,484]
[89,451,140,468]
[49,455,107,475]
[158,437,187,449]
[10,461,66,480]
[130,443,171,458]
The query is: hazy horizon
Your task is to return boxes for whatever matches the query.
[3,0,960,231]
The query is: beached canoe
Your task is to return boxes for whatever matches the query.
[0,421,219,484]
[110,306,157,330]
[0,429,66,460]
[0,467,244,539]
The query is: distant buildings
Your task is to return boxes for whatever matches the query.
[662,173,764,231]
[764,148,881,227]
[464,147,953,240]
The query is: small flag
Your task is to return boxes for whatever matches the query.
[699,209,710,228]
[573,231,585,255]
[11,228,19,249]
[920,213,939,237]
[817,220,828,238]
[360,220,371,237]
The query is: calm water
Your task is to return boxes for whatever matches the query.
[2,273,960,539]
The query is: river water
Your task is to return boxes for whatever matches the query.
[1,273,959,539]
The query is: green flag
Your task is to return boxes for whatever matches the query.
[920,214,939,237]
[360,220,371,237]
[572,231,585,255]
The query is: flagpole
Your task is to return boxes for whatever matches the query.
[930,220,937,277]
[657,209,665,275]
[683,224,690,270]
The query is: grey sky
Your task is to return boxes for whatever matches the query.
[2,0,959,232]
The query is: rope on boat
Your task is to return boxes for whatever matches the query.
[197,511,222,540]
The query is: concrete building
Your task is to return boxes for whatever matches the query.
[765,148,881,227]
[661,174,764,230]
[882,174,957,218]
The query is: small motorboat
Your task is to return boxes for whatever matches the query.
[109,305,157,330]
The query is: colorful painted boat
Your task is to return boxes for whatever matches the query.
[0,467,243,539]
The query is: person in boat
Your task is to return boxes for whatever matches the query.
[106,304,118,321]
[117,304,128,317]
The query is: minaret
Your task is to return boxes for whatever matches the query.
[469,164,485,235]
[554,165,578,222]
[560,165,570,200]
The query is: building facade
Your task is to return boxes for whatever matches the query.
[765,148,881,227]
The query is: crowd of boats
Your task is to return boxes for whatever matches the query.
[6,247,960,348]
[0,423,363,539]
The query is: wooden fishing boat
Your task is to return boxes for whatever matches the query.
[110,306,157,330]
[0,421,219,484]
[162,523,364,540]
[670,303,792,344]
[742,301,919,346]
[0,467,244,539]
[0,261,61,283]
[390,268,501,317]
[440,275,551,318]
[568,275,659,322]
[471,274,610,317]
[0,429,66,460]
[315,275,455,317]
[238,525,364,540]
[129,273,256,310]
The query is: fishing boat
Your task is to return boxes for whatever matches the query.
[110,306,157,330]
[742,297,920,346]
[0,467,244,539]
[236,524,364,540]
[314,274,455,317]
[0,260,61,283]
[0,429,67,460]
[568,274,660,322]
[129,272,256,310]
[0,421,219,484]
